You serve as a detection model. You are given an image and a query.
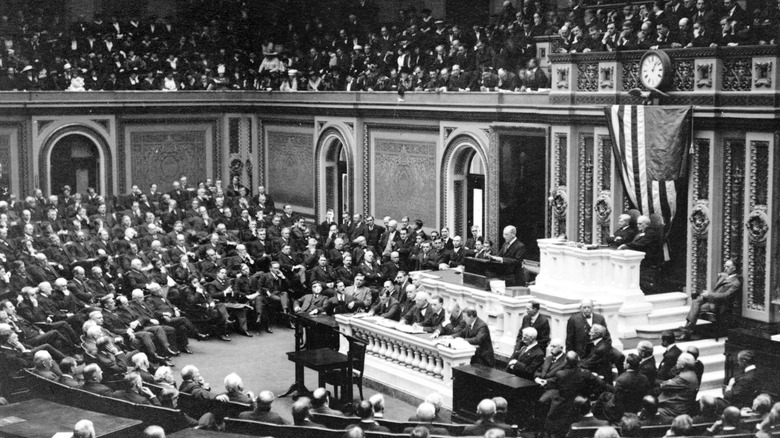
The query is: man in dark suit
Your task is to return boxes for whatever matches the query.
[723,350,761,408]
[637,340,658,387]
[431,301,468,338]
[463,399,516,437]
[367,290,401,321]
[657,331,682,382]
[455,307,495,367]
[507,327,545,380]
[516,300,551,351]
[545,352,605,436]
[535,338,567,405]
[657,352,699,422]
[490,225,526,285]
[81,363,112,395]
[403,402,450,435]
[352,400,391,432]
[606,353,651,421]
[110,372,160,405]
[581,324,614,384]
[524,57,549,90]
[293,282,329,315]
[606,214,637,247]
[570,396,610,428]
[566,299,610,357]
[421,295,446,332]
[238,391,289,424]
[58,357,81,387]
[679,259,741,340]
[618,215,662,269]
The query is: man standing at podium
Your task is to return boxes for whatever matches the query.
[490,225,526,286]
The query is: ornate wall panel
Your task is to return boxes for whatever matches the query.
[130,131,207,192]
[267,131,314,207]
[746,140,769,311]
[689,139,711,296]
[0,134,11,194]
[0,122,26,195]
[595,135,613,245]
[374,139,437,229]
[551,133,567,237]
[578,134,594,243]
[722,140,745,267]
[722,58,752,91]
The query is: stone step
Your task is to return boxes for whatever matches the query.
[646,292,688,310]
[701,370,726,391]
[634,320,711,339]
[647,306,690,326]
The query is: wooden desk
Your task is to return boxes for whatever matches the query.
[452,364,541,426]
[296,312,340,350]
[0,398,142,438]
[286,348,351,400]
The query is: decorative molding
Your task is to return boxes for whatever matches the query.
[722,58,752,91]
[577,63,598,92]
[599,66,614,89]
[746,140,769,311]
[556,67,569,89]
[577,134,593,243]
[364,123,438,220]
[690,201,711,238]
[257,119,264,187]
[91,119,110,133]
[0,121,27,195]
[552,133,567,236]
[37,120,53,136]
[594,191,612,244]
[117,118,220,194]
[443,127,456,143]
[754,61,772,88]
[39,125,113,196]
[696,63,713,88]
[441,134,488,233]
[721,139,745,266]
[315,126,354,219]
[344,122,355,137]
[621,61,644,91]
[487,127,500,243]
[673,60,694,91]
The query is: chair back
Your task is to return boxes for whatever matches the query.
[224,417,345,438]
[639,423,672,437]
[311,412,360,429]
[347,335,368,374]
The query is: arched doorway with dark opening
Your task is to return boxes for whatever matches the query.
[316,127,353,223]
[442,135,489,244]
[49,134,100,195]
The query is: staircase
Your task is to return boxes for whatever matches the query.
[634,292,713,339]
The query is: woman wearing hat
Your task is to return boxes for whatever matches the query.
[280,69,299,91]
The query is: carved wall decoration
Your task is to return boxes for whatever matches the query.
[595,135,612,244]
[690,202,711,237]
[696,63,713,88]
[0,121,26,195]
[599,66,614,89]
[578,135,594,243]
[556,68,569,89]
[721,140,745,265]
[267,131,314,207]
[228,118,240,155]
[256,120,264,186]
[621,61,644,91]
[37,120,53,136]
[690,139,710,296]
[577,63,598,92]
[746,140,770,311]
[746,209,769,244]
[754,61,772,88]
[129,131,206,192]
[722,58,752,91]
[229,158,243,179]
[673,60,694,91]
[594,191,612,225]
[552,188,568,218]
[344,122,355,136]
[374,139,436,228]
[91,119,110,133]
[454,180,464,236]
[245,158,252,190]
[551,133,567,237]
[0,135,11,198]
[443,127,456,143]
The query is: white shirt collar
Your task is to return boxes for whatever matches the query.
[745,364,756,372]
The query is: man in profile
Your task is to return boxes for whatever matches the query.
[292,397,326,428]
[566,299,609,357]
[678,259,740,341]
[606,214,636,247]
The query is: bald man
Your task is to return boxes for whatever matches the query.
[238,390,289,424]
[606,214,637,247]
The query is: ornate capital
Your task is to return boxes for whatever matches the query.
[689,201,711,238]
[594,191,612,225]
[746,208,769,245]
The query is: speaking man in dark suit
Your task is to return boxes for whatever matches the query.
[490,225,526,285]
[455,307,495,367]
[507,327,545,380]
[566,299,610,357]
[516,300,551,351]
[679,259,741,340]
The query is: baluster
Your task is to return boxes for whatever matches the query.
[433,357,443,379]
[405,346,415,367]
[418,351,429,374]
[398,345,408,365]
[365,333,376,355]
[370,334,380,355]
[378,338,387,357]
[411,348,421,369]
[390,342,400,362]
[425,352,436,375]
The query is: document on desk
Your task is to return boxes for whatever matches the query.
[395,324,426,334]
[435,338,473,349]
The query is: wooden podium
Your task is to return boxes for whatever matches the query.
[462,257,524,291]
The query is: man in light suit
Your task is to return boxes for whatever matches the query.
[679,259,741,340]
[566,299,610,357]
[456,307,495,367]
[490,225,526,285]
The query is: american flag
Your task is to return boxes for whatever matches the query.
[605,105,693,257]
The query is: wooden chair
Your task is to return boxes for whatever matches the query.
[311,412,360,430]
[324,335,367,401]
[376,418,469,436]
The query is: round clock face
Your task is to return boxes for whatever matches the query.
[640,53,665,89]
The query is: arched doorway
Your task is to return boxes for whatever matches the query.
[49,134,100,195]
[443,135,488,242]
[323,138,349,220]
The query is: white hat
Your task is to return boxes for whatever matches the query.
[217,64,226,74]
[287,69,298,76]
[353,45,363,50]
[63,63,72,70]
[20,65,33,73]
